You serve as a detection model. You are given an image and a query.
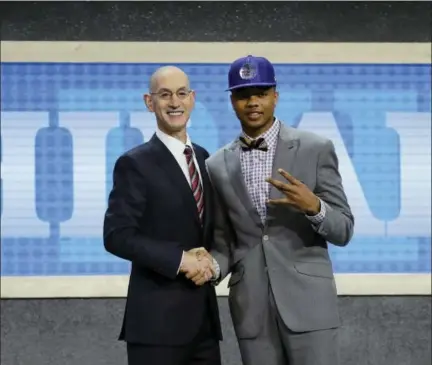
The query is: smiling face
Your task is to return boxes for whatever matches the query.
[230,86,278,138]
[144,66,195,138]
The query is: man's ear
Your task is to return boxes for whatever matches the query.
[143,93,154,112]
[230,93,235,106]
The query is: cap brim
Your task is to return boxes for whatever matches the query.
[225,82,277,91]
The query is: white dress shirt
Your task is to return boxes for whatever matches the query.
[155,128,203,188]
[155,128,203,274]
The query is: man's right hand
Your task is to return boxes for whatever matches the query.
[179,249,215,286]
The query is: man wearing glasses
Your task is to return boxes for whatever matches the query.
[103,66,222,365]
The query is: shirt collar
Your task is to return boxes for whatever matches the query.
[241,117,280,149]
[155,128,193,157]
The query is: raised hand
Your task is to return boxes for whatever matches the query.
[266,168,321,215]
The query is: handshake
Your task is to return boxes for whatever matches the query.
[179,248,217,286]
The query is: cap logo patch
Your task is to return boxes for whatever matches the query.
[239,62,257,80]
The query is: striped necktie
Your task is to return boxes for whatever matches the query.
[184,146,204,223]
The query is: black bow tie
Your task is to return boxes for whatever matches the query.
[239,136,268,152]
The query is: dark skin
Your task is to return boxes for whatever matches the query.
[266,169,321,216]
[230,86,278,138]
[189,86,322,285]
[231,86,321,216]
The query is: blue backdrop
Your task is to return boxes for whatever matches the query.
[1,62,431,276]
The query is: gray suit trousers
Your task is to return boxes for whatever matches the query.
[237,283,340,365]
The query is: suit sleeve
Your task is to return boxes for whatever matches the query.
[206,166,235,282]
[103,155,184,279]
[312,140,355,246]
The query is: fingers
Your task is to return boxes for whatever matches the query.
[189,247,213,261]
[197,251,213,261]
[185,257,214,285]
[208,261,216,276]
[182,248,215,285]
[185,260,205,277]
[187,268,212,285]
[266,169,303,196]
[189,247,208,254]
[191,269,213,286]
[277,169,301,185]
[186,269,205,280]
[265,177,295,193]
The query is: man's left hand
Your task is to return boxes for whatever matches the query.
[266,168,320,215]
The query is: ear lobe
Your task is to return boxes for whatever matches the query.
[190,90,196,103]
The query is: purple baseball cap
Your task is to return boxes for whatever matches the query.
[227,55,277,91]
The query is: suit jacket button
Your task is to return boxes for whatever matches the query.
[263,235,269,241]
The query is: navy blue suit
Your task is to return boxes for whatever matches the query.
[103,134,222,365]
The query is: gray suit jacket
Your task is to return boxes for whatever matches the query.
[206,123,354,339]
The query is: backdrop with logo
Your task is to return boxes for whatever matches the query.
[1,42,431,297]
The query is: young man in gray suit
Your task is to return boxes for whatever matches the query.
[199,55,354,365]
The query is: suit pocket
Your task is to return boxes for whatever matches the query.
[294,261,334,279]
[228,265,245,287]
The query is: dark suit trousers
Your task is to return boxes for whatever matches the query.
[127,308,221,365]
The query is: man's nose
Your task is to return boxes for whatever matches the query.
[168,95,181,107]
[246,95,259,106]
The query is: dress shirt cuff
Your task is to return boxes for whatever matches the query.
[177,251,185,275]
[305,198,326,226]
[210,257,221,282]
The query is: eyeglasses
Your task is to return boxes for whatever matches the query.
[150,89,193,101]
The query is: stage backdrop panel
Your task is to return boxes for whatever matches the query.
[0,42,431,298]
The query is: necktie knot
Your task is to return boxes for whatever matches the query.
[239,136,268,152]
[184,145,193,159]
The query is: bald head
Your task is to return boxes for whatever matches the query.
[149,66,190,93]
[143,65,195,140]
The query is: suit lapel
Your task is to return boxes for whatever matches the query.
[149,135,201,226]
[224,142,263,228]
[268,124,300,201]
